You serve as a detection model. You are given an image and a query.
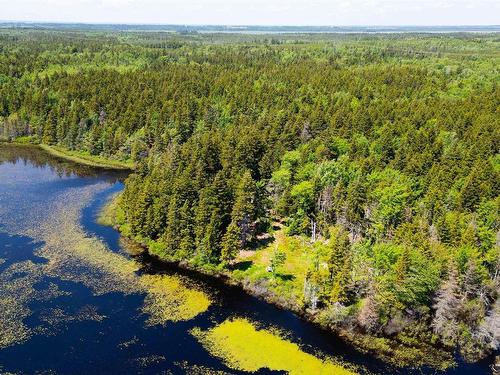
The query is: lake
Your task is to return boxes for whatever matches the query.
[0,144,495,374]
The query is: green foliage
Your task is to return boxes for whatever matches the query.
[270,248,287,275]
[221,221,241,267]
[290,181,315,212]
[368,168,415,236]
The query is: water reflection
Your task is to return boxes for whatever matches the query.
[0,143,129,182]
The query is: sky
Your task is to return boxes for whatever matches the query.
[0,0,498,26]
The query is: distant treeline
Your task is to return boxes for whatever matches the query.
[2,22,500,33]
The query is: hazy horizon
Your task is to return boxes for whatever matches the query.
[1,21,499,27]
[0,0,498,26]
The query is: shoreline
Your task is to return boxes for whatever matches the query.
[98,194,459,371]
[38,144,134,170]
[124,233,457,369]
[1,140,134,170]
[60,146,494,372]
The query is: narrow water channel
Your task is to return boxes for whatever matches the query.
[0,144,495,374]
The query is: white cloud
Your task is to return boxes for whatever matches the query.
[0,0,498,25]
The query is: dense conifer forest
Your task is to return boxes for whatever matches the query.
[1,29,498,366]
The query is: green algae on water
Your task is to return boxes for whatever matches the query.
[130,354,167,368]
[0,181,212,349]
[175,362,233,374]
[0,261,45,348]
[141,274,211,326]
[22,184,212,325]
[34,186,212,324]
[0,261,70,348]
[38,305,106,327]
[191,318,358,375]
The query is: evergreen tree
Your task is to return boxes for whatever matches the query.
[178,201,195,258]
[199,208,222,263]
[395,247,411,283]
[330,250,352,304]
[42,110,57,144]
[345,175,366,236]
[221,221,241,267]
[327,226,351,279]
[162,195,180,256]
[231,170,256,245]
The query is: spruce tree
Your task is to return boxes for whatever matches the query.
[327,226,351,279]
[178,201,195,259]
[395,246,411,283]
[231,170,256,245]
[199,208,222,263]
[162,195,180,256]
[221,221,241,267]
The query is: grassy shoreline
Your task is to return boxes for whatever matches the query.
[2,139,134,170]
[38,144,134,170]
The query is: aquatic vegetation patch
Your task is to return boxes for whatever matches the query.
[0,295,32,348]
[0,366,19,375]
[118,336,140,349]
[140,274,212,325]
[0,179,212,351]
[33,282,71,302]
[97,192,120,227]
[130,354,166,368]
[175,362,232,374]
[0,261,44,348]
[0,260,82,348]
[22,184,211,325]
[191,318,358,375]
[38,305,106,328]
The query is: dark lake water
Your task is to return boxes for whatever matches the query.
[0,144,496,375]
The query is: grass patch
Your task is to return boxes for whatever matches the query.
[13,136,38,144]
[191,318,358,375]
[232,230,315,303]
[39,144,134,170]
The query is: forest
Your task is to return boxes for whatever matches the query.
[0,28,498,366]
